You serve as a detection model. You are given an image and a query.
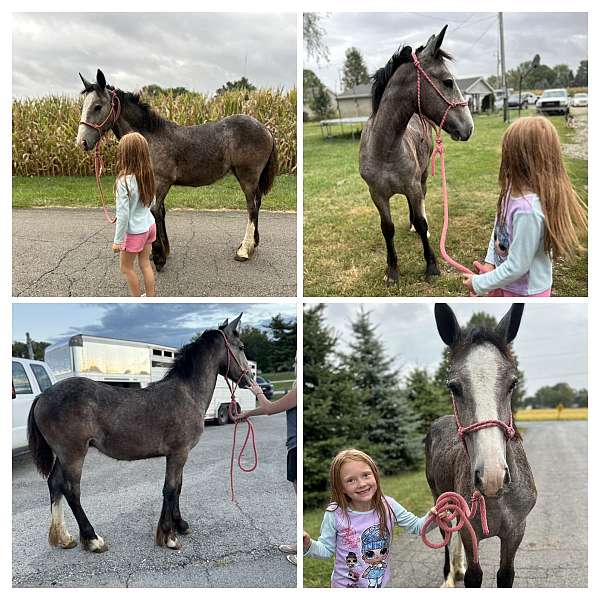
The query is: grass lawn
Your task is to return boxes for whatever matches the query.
[516,407,588,421]
[12,173,296,212]
[303,467,431,588]
[260,371,295,394]
[303,110,587,296]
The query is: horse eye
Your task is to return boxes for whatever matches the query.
[443,79,453,89]
[94,104,102,111]
[447,381,462,396]
[509,378,518,392]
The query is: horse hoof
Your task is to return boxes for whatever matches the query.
[61,538,78,550]
[234,254,249,262]
[235,243,255,261]
[384,272,399,287]
[426,264,440,279]
[166,535,181,550]
[82,535,108,553]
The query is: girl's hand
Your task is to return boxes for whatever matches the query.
[462,274,475,294]
[112,243,122,254]
[249,381,263,397]
[473,260,495,274]
[430,506,450,521]
[303,530,312,552]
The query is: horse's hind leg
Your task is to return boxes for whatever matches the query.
[233,168,262,261]
[497,525,525,587]
[441,532,467,587]
[173,473,190,535]
[156,451,188,549]
[47,460,77,549]
[406,184,439,278]
[151,179,172,272]
[59,455,108,553]
[370,188,399,286]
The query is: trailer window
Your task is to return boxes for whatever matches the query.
[12,362,33,395]
[81,342,150,375]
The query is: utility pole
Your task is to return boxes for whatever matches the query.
[499,12,509,124]
[26,332,34,360]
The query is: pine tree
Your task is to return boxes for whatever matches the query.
[268,314,297,371]
[340,308,423,475]
[342,47,370,90]
[404,368,450,435]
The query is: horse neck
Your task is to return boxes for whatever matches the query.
[111,97,146,139]
[369,67,418,160]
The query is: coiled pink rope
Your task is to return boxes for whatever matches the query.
[421,491,489,564]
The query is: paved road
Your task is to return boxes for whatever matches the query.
[390,420,587,588]
[13,414,296,588]
[13,209,296,297]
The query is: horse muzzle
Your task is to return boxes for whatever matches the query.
[474,463,511,498]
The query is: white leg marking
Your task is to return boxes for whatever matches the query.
[87,535,107,553]
[236,219,256,259]
[49,499,75,548]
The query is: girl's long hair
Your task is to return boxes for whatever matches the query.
[113,132,156,207]
[327,449,394,540]
[497,116,587,258]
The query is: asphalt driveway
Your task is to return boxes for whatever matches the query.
[13,209,296,297]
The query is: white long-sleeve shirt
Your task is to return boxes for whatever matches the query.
[113,174,155,244]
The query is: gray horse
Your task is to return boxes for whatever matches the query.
[27,315,251,552]
[426,304,536,587]
[359,26,473,285]
[76,70,277,270]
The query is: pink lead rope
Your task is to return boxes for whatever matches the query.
[217,331,259,502]
[411,51,474,277]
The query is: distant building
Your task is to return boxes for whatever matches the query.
[334,76,495,119]
[303,85,337,120]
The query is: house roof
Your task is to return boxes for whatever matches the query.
[455,77,495,95]
[337,83,372,99]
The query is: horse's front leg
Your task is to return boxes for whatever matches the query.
[370,188,399,286]
[151,180,172,272]
[460,529,483,588]
[156,451,188,549]
[173,472,190,535]
[406,183,439,279]
[497,524,525,588]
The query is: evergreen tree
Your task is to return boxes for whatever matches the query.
[574,60,588,86]
[552,64,574,87]
[404,368,450,435]
[215,77,257,95]
[240,326,273,372]
[267,314,296,371]
[340,308,423,475]
[12,339,50,361]
[303,305,364,508]
[342,47,370,90]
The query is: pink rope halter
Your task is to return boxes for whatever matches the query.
[217,330,258,502]
[79,89,121,224]
[411,51,474,277]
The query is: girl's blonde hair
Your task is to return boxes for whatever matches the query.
[114,132,156,207]
[497,116,587,258]
[327,449,393,540]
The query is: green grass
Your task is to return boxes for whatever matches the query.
[260,371,295,394]
[303,467,431,588]
[303,110,587,296]
[12,174,296,212]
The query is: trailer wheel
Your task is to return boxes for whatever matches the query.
[217,403,230,426]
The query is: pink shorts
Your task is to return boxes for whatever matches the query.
[499,288,552,297]
[122,223,156,253]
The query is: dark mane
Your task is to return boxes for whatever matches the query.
[81,83,165,132]
[456,326,513,361]
[371,45,453,115]
[159,329,221,382]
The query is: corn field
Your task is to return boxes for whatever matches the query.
[12,88,297,177]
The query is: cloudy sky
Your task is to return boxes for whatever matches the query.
[12,13,297,98]
[305,12,588,93]
[12,303,297,350]
[310,302,587,396]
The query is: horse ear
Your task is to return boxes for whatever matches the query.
[434,25,448,53]
[230,313,243,334]
[96,69,106,91]
[219,318,229,330]
[496,304,524,344]
[434,303,461,347]
[79,73,94,93]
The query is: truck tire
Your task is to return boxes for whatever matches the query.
[217,404,230,426]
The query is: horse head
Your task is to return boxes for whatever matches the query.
[218,313,252,387]
[76,69,118,151]
[415,26,474,142]
[435,303,524,497]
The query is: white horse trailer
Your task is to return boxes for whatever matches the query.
[44,334,256,425]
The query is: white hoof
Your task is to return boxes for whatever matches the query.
[85,535,108,553]
[166,535,181,550]
[441,576,456,588]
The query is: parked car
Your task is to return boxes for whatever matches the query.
[572,92,588,107]
[507,94,529,109]
[12,358,56,452]
[255,375,274,400]
[536,88,570,115]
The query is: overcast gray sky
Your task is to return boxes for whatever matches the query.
[310,302,587,397]
[12,303,297,350]
[12,13,297,98]
[305,12,587,93]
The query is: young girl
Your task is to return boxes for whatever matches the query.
[303,449,438,588]
[463,116,587,297]
[112,132,157,297]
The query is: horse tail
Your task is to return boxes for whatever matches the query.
[27,396,55,478]
[258,136,278,197]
